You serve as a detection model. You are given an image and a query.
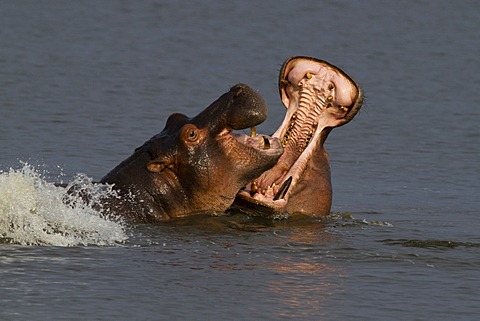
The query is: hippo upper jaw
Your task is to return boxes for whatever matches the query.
[189,83,284,180]
[235,57,363,217]
[201,83,284,186]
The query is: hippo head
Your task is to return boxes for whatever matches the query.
[234,57,363,217]
[101,84,283,222]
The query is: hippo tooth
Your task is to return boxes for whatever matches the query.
[305,72,312,79]
[340,106,348,112]
[250,126,257,137]
[273,176,292,201]
[250,181,258,196]
[263,136,270,150]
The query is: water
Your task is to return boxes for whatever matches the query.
[1,0,479,319]
[0,165,126,246]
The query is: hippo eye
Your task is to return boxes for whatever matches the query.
[187,129,198,141]
[182,124,200,143]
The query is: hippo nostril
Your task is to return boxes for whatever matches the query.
[234,87,243,98]
[231,83,251,98]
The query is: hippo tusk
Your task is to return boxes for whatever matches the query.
[250,126,257,137]
[273,176,292,201]
[263,136,270,150]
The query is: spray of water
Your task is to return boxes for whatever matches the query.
[0,164,128,246]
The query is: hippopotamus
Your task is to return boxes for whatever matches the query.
[233,57,363,217]
[100,84,282,223]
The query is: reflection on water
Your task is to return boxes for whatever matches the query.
[156,215,344,318]
[268,260,340,318]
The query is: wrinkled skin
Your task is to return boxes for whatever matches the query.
[101,84,282,223]
[233,57,363,217]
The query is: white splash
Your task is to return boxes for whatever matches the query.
[0,164,128,246]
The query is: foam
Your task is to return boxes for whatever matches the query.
[0,164,128,246]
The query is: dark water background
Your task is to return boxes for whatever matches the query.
[1,0,479,320]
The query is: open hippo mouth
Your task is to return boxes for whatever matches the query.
[231,132,282,156]
[199,84,284,170]
[235,57,363,214]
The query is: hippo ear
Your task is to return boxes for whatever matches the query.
[147,161,165,173]
[146,156,174,173]
[164,113,189,132]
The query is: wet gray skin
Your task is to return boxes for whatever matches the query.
[100,84,283,223]
[233,57,364,217]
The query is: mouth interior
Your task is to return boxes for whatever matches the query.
[239,58,361,207]
[231,128,282,155]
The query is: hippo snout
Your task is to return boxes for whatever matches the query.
[225,83,268,130]
[193,83,268,132]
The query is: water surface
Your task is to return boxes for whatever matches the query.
[1,1,479,320]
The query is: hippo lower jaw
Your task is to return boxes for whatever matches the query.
[235,56,363,216]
